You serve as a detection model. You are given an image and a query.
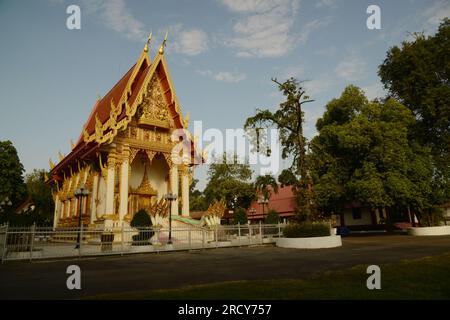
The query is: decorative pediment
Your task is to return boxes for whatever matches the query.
[137,75,173,129]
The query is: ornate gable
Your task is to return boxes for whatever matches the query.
[136,75,175,129]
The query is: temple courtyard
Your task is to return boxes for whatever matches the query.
[1,234,450,299]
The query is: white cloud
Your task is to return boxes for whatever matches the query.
[197,70,246,83]
[363,82,386,101]
[82,0,146,42]
[422,0,450,30]
[214,71,247,83]
[303,76,336,96]
[221,0,310,58]
[297,17,333,43]
[335,53,366,81]
[173,28,209,56]
[221,0,283,13]
[315,0,338,9]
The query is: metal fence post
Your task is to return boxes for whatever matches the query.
[202,228,206,249]
[238,223,241,247]
[188,227,192,248]
[29,223,36,262]
[215,226,218,248]
[259,221,263,244]
[1,222,9,263]
[121,222,124,256]
[78,225,83,259]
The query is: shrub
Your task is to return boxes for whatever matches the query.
[130,209,152,227]
[283,222,330,238]
[265,209,280,224]
[130,210,153,246]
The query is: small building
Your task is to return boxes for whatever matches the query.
[246,185,413,229]
[247,185,296,223]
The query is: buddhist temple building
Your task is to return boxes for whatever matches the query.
[47,34,203,231]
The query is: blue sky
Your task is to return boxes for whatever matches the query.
[0,0,448,189]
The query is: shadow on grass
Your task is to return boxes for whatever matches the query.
[87,252,450,300]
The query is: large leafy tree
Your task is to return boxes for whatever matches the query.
[0,140,26,208]
[24,169,54,223]
[309,86,434,221]
[203,154,255,209]
[378,19,450,203]
[244,78,314,218]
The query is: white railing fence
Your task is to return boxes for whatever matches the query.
[0,222,286,262]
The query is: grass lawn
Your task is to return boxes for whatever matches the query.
[90,252,450,300]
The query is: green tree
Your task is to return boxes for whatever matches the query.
[255,174,279,200]
[378,19,450,204]
[309,86,434,222]
[244,78,314,218]
[189,178,208,211]
[25,169,54,223]
[233,207,248,225]
[265,209,280,224]
[203,154,255,209]
[0,140,26,208]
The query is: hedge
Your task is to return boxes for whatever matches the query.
[283,222,330,238]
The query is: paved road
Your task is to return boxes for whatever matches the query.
[1,234,450,299]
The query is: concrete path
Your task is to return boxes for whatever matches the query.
[1,234,449,299]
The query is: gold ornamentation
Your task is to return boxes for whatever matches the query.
[58,151,64,162]
[183,112,190,128]
[99,155,107,179]
[146,150,156,164]
[144,31,152,53]
[137,76,171,128]
[129,148,140,164]
[205,199,226,218]
[131,164,157,196]
[163,152,173,168]
[159,30,168,55]
[49,158,55,170]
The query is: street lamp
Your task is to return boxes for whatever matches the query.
[164,192,177,245]
[257,197,269,220]
[74,184,89,249]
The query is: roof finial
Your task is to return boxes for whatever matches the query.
[144,31,152,53]
[159,30,168,55]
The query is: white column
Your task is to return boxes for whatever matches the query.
[181,168,189,216]
[53,195,60,229]
[170,165,179,216]
[119,159,129,220]
[90,174,98,225]
[60,201,65,221]
[105,154,116,216]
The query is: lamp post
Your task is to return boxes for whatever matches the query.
[74,184,89,249]
[257,197,269,221]
[164,192,177,245]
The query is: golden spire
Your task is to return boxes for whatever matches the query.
[70,139,75,150]
[58,151,64,161]
[144,31,152,53]
[158,30,168,55]
[49,158,55,170]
